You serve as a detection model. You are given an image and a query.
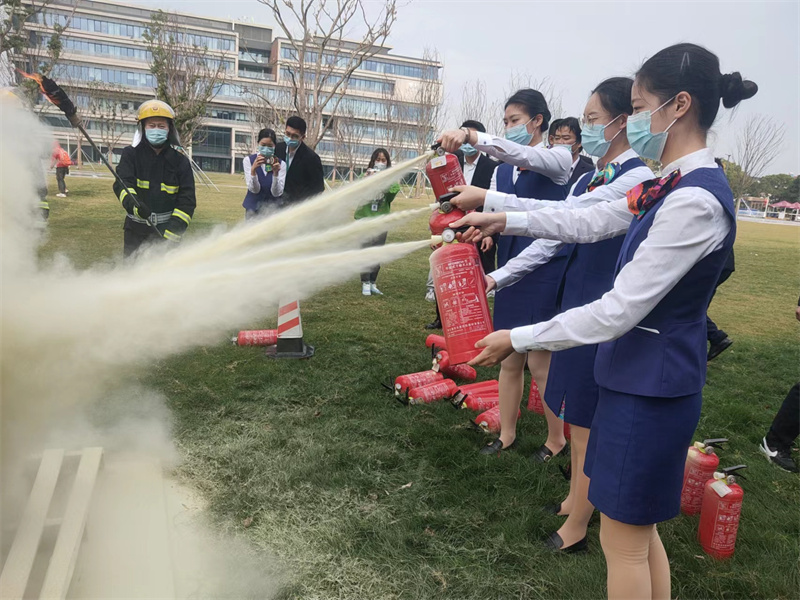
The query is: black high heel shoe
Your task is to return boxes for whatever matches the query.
[531,443,568,463]
[479,438,517,455]
[544,531,588,554]
[542,503,568,516]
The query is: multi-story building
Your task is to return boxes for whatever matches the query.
[17,0,441,174]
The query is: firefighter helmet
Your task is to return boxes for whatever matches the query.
[137,99,175,122]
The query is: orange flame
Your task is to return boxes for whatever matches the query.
[16,69,48,96]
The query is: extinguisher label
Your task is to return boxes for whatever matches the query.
[711,499,742,551]
[711,480,732,497]
[430,156,447,169]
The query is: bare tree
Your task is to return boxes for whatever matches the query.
[458,79,491,131]
[331,107,368,182]
[483,72,566,136]
[142,10,229,148]
[256,0,397,148]
[729,114,786,200]
[82,81,136,164]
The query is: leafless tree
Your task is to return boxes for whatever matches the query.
[482,72,566,136]
[729,114,786,200]
[331,106,368,182]
[82,81,136,164]
[142,10,229,148]
[458,79,492,132]
[256,0,397,148]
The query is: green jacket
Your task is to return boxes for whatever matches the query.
[354,183,400,220]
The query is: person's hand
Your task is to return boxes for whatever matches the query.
[271,158,281,174]
[121,188,151,220]
[484,275,496,292]
[449,185,488,210]
[480,236,494,252]
[251,154,266,175]
[468,330,515,367]
[435,129,470,153]
[448,212,507,244]
[795,305,800,322]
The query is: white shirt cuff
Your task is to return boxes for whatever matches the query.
[504,212,529,236]
[489,267,512,290]
[484,191,507,213]
[510,325,540,353]
[475,131,493,146]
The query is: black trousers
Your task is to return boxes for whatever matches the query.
[766,383,800,451]
[361,231,388,283]
[706,266,733,344]
[123,225,163,258]
[479,239,497,275]
[56,167,68,194]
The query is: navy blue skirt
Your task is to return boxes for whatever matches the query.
[584,387,702,525]
[544,343,600,428]
[493,255,567,330]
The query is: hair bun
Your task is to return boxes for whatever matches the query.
[720,72,758,108]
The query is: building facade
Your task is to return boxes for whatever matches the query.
[18,0,441,174]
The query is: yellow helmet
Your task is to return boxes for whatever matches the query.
[137,99,175,122]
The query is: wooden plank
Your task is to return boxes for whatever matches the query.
[38,448,102,600]
[0,449,64,600]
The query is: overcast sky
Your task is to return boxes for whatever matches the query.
[131,0,799,175]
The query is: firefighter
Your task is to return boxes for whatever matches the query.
[113,100,195,257]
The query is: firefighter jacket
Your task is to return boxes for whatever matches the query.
[113,143,195,241]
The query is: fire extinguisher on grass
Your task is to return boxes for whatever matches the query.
[402,378,459,406]
[680,438,728,515]
[698,465,747,560]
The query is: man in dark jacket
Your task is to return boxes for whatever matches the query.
[274,115,325,204]
[113,100,195,257]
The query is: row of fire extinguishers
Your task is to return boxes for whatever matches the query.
[680,438,748,560]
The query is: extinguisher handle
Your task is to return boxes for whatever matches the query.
[449,391,467,409]
[703,438,728,448]
[381,379,395,393]
[721,464,748,478]
[430,142,444,155]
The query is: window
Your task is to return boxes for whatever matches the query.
[60,63,156,88]
[280,45,437,80]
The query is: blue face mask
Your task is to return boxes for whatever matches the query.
[373,162,387,171]
[553,143,575,154]
[581,115,622,158]
[504,118,533,146]
[460,143,479,157]
[284,136,301,149]
[626,97,677,161]
[258,145,275,157]
[145,128,168,146]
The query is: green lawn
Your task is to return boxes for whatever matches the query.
[41,171,800,599]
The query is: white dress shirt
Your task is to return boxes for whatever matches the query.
[475,132,572,186]
[489,149,654,290]
[243,155,286,198]
[502,148,731,353]
[463,155,478,185]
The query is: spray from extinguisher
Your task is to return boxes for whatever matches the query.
[698,465,747,560]
[680,438,728,515]
[401,378,459,406]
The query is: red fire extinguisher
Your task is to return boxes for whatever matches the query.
[432,350,451,372]
[392,370,443,396]
[458,380,499,395]
[429,193,467,238]
[425,334,447,352]
[233,329,278,346]
[425,148,465,204]
[680,438,728,515]
[430,239,493,365]
[527,379,544,415]
[698,465,747,560]
[442,363,477,382]
[473,405,520,434]
[404,378,459,405]
[453,391,499,411]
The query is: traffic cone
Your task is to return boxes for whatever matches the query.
[266,299,314,359]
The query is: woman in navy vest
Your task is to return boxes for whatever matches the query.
[452,44,756,599]
[450,77,654,553]
[242,128,286,220]
[437,90,572,458]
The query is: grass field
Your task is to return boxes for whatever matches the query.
[40,170,799,599]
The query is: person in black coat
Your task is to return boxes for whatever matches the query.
[551,117,595,188]
[274,115,325,205]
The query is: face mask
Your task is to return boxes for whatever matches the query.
[258,145,275,158]
[373,162,387,171]
[145,128,168,146]
[284,136,300,149]
[553,143,575,154]
[460,143,479,157]
[626,97,677,161]
[504,118,533,146]
[581,115,623,157]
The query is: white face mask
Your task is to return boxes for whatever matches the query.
[373,162,387,171]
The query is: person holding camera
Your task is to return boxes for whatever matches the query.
[242,128,286,220]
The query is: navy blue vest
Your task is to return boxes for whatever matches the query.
[593,166,736,398]
[558,157,647,311]
[242,153,277,211]
[495,163,569,267]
